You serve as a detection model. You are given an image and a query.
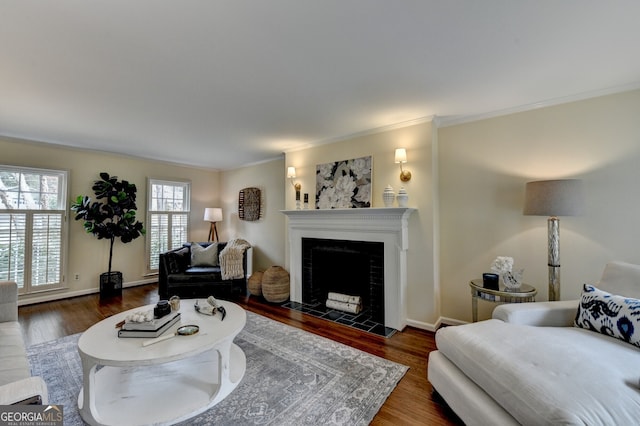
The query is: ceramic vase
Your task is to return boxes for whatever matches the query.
[383,185,395,207]
[396,187,408,207]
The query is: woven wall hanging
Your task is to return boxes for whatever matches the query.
[238,187,261,221]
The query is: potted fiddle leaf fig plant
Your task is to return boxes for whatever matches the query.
[71,172,145,298]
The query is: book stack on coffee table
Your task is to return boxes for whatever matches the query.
[118,312,181,338]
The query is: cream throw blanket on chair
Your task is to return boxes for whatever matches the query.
[219,239,251,280]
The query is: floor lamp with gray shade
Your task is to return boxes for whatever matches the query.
[523,179,585,301]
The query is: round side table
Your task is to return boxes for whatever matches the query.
[469,279,537,322]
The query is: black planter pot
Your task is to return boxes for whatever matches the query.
[100,271,123,299]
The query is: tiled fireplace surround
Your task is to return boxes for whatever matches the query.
[282,208,416,331]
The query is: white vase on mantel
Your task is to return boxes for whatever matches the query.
[383,185,395,207]
[396,187,408,207]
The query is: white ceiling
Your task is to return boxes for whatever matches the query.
[2,1,640,170]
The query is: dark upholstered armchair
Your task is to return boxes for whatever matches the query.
[158,242,250,300]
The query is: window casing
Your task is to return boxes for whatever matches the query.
[147,179,190,272]
[0,166,68,293]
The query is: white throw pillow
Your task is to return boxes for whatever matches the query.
[190,243,218,267]
[574,284,640,348]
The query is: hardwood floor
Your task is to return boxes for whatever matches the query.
[18,284,461,426]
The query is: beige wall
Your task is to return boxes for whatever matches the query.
[284,120,439,328]
[438,89,640,321]
[6,88,640,327]
[219,159,286,272]
[1,137,219,303]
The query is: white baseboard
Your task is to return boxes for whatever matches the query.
[17,278,156,306]
[437,316,468,327]
[405,318,438,332]
[405,316,468,332]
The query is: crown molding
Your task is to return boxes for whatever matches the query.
[436,81,640,128]
[284,115,435,154]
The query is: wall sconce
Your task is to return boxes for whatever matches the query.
[395,148,412,182]
[287,167,302,207]
[204,207,223,242]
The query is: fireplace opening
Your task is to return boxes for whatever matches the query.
[302,237,384,323]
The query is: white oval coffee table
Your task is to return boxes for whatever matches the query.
[77,299,246,426]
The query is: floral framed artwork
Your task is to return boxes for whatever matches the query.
[315,156,372,209]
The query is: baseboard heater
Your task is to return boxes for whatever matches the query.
[325,292,362,314]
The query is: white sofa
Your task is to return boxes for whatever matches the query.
[428,261,640,425]
[0,281,48,405]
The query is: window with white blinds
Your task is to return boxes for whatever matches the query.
[147,179,190,272]
[0,166,67,293]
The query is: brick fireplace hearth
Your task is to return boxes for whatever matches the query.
[282,208,416,331]
[302,237,384,322]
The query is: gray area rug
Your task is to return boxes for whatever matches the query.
[27,311,407,425]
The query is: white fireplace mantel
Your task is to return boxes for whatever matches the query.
[282,208,416,330]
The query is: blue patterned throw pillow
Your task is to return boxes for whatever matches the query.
[574,284,640,348]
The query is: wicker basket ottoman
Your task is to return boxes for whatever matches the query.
[247,270,264,297]
[261,266,290,303]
